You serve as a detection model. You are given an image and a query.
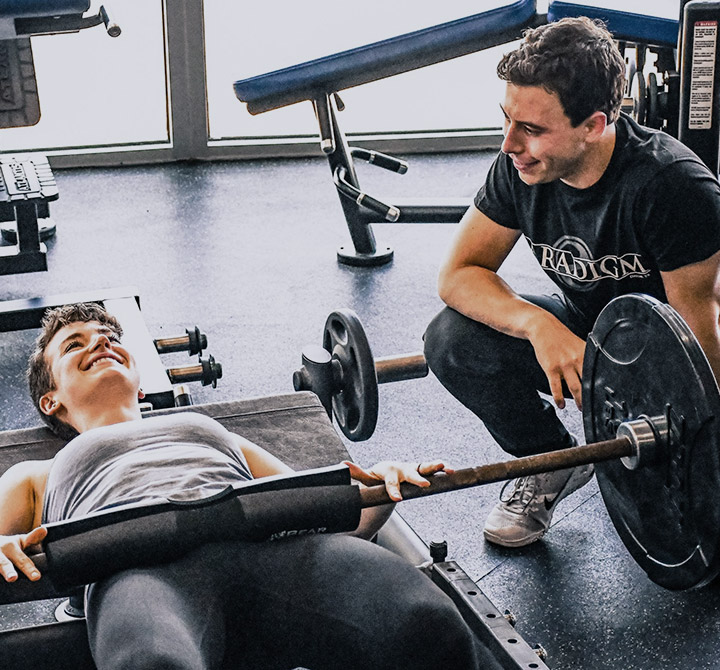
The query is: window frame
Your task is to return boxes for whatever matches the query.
[44,0,503,169]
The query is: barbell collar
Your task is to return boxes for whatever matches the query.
[617,415,665,470]
[375,353,428,384]
[359,436,635,508]
[293,346,343,418]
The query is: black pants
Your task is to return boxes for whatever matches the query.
[86,534,487,670]
[424,295,593,458]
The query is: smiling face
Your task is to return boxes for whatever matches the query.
[39,320,141,431]
[500,83,605,187]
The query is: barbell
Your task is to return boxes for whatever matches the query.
[295,294,720,591]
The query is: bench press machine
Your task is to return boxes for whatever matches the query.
[0,390,550,670]
[4,291,720,667]
[234,1,719,266]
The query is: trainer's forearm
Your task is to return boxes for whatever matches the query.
[438,265,560,341]
[678,309,720,389]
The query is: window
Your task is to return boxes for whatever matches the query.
[0,0,167,154]
[205,2,519,141]
[0,0,687,163]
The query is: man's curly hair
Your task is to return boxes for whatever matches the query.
[27,303,123,440]
[497,17,626,126]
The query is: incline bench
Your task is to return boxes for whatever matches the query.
[235,0,541,266]
[233,2,717,266]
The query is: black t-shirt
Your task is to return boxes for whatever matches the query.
[474,113,720,325]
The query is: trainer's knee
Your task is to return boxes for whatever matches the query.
[424,307,500,381]
[424,307,467,377]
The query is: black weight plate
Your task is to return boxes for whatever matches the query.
[323,309,379,442]
[629,69,647,126]
[583,294,720,590]
[646,71,661,130]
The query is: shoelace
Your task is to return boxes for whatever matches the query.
[498,476,536,512]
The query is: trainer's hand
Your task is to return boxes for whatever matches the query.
[0,527,46,583]
[527,314,586,411]
[344,460,453,502]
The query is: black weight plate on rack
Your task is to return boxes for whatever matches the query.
[583,294,720,590]
[323,309,379,441]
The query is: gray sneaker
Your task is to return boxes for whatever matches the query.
[483,464,595,548]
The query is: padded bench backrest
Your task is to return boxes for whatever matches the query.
[547,2,679,47]
[0,391,349,475]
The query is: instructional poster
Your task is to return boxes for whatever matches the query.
[689,20,718,130]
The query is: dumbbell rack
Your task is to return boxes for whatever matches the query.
[0,155,58,275]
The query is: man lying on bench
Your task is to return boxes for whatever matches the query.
[0,303,483,670]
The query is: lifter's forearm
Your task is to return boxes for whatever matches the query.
[350,504,395,540]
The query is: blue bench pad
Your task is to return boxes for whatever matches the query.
[234,0,538,114]
[548,2,679,47]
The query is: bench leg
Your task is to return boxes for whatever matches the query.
[322,97,394,267]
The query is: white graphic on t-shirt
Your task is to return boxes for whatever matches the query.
[527,235,650,291]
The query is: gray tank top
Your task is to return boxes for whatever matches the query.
[42,412,253,523]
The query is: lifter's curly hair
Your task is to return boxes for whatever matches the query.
[497,17,626,126]
[27,303,123,440]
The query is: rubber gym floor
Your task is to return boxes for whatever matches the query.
[1,150,719,669]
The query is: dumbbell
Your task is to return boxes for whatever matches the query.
[293,309,427,441]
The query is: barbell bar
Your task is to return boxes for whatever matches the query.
[0,426,652,605]
[295,294,720,591]
[359,422,660,510]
